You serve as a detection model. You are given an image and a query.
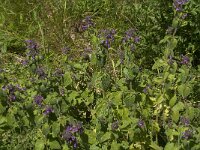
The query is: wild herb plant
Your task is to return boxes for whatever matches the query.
[0,0,200,149]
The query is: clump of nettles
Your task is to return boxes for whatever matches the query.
[62,122,83,149]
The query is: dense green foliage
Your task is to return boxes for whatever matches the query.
[0,0,200,149]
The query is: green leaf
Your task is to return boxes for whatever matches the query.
[111,141,120,150]
[152,59,167,70]
[35,139,45,150]
[169,94,177,107]
[64,72,72,87]
[150,142,163,150]
[164,143,178,150]
[49,140,61,149]
[0,116,7,126]
[171,111,179,123]
[178,84,191,97]
[99,132,111,143]
[42,123,50,136]
[172,18,179,28]
[52,122,60,137]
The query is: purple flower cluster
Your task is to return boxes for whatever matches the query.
[25,40,39,59]
[43,106,53,115]
[62,122,83,149]
[34,95,44,106]
[122,28,140,44]
[173,0,189,12]
[2,84,25,101]
[180,116,190,126]
[180,55,190,65]
[81,16,94,31]
[182,129,192,139]
[99,29,116,48]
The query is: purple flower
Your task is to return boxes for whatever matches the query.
[35,67,46,79]
[63,122,83,149]
[25,40,38,50]
[62,131,78,149]
[2,85,7,91]
[43,106,53,115]
[182,129,192,139]
[111,120,119,131]
[134,36,140,43]
[25,40,39,59]
[143,85,151,94]
[182,13,188,19]
[122,28,135,43]
[138,119,145,128]
[168,55,174,65]
[66,123,83,134]
[59,88,65,96]
[61,46,71,54]
[54,68,64,77]
[173,0,189,12]
[21,60,29,66]
[9,94,16,101]
[99,29,116,48]
[34,95,44,106]
[180,116,190,126]
[81,16,94,31]
[180,55,190,65]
